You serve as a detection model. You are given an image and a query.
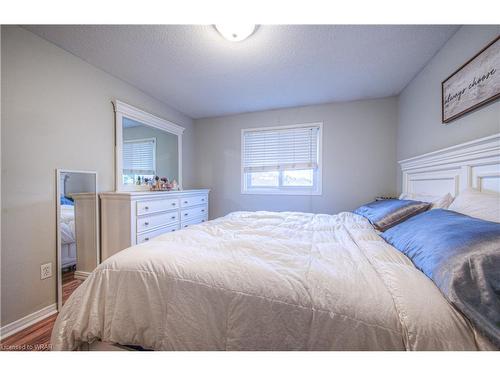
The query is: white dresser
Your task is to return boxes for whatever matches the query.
[100,189,209,260]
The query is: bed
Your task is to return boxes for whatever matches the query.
[60,206,76,269]
[60,173,77,269]
[51,134,500,351]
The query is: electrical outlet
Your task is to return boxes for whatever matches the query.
[40,263,52,280]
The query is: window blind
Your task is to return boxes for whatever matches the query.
[243,125,320,173]
[123,138,156,174]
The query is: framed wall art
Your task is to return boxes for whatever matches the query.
[442,36,499,123]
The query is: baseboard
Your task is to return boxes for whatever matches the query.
[0,303,57,340]
[74,271,90,280]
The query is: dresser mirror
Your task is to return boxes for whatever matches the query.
[56,169,99,311]
[114,100,185,191]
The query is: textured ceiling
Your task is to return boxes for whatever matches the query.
[24,25,459,119]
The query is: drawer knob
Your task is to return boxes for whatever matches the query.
[201,198,205,202]
[171,229,176,232]
[144,237,149,241]
[184,201,188,204]
[184,224,188,228]
[171,202,176,206]
[144,206,149,210]
[201,209,205,212]
[171,216,176,219]
[184,213,188,216]
[202,220,205,222]
[144,222,149,226]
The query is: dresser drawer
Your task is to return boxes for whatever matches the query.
[180,194,208,208]
[137,211,179,233]
[137,224,179,244]
[181,204,208,222]
[181,215,208,229]
[137,198,179,216]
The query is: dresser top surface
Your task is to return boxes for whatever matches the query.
[100,189,210,199]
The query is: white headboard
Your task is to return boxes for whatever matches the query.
[399,133,500,197]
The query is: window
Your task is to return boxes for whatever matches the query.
[122,138,156,184]
[241,123,322,195]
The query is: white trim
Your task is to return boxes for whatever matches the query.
[242,122,322,133]
[240,122,323,196]
[0,303,57,340]
[115,100,185,136]
[399,133,500,171]
[399,133,500,197]
[74,271,91,280]
[114,100,185,192]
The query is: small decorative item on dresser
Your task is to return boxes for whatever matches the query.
[375,196,398,201]
[150,175,176,191]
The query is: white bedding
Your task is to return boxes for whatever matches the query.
[448,188,500,223]
[60,204,75,244]
[51,211,489,350]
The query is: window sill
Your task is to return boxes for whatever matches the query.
[241,188,322,196]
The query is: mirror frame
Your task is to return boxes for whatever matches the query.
[55,169,99,312]
[113,100,185,191]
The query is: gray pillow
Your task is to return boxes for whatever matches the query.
[381,209,500,348]
[353,199,431,231]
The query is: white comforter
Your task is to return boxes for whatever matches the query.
[60,205,75,244]
[51,211,487,350]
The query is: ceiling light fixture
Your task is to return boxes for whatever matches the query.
[214,24,256,42]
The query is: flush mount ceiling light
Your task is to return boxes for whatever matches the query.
[214,24,256,42]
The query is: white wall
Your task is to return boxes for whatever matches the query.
[0,26,196,326]
[398,25,500,191]
[194,97,398,219]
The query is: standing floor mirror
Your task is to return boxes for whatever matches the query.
[56,169,99,311]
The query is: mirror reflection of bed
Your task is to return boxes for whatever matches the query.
[57,170,99,308]
[59,192,79,304]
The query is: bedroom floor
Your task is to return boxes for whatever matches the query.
[0,270,83,351]
[62,270,82,305]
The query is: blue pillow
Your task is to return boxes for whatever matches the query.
[381,209,500,348]
[353,199,431,231]
[60,196,74,206]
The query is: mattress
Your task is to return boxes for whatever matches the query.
[51,211,490,350]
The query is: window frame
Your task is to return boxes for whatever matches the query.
[240,122,323,196]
